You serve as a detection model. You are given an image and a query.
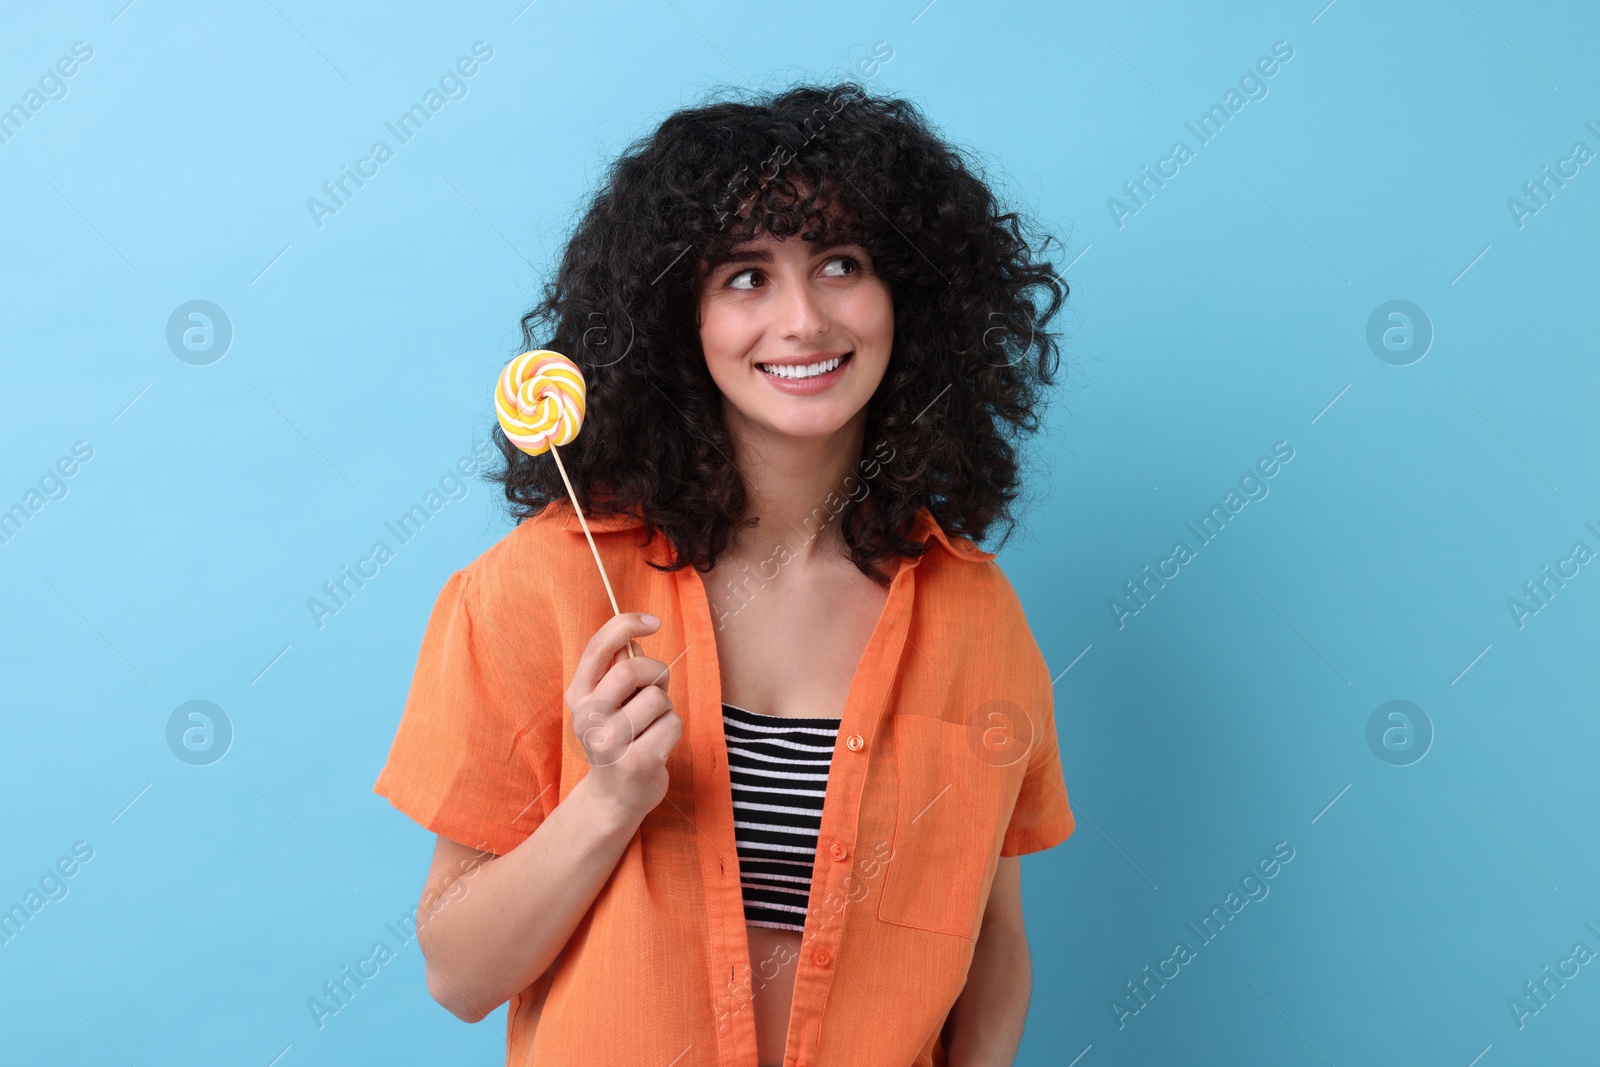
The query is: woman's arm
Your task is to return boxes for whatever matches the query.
[942,856,1033,1066]
[408,611,678,1023]
[416,774,644,1023]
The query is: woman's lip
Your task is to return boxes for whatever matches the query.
[756,352,852,395]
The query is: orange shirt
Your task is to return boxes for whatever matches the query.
[373,501,1075,1066]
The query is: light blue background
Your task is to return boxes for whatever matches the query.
[3,0,1597,1063]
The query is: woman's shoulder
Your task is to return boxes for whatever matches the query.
[920,550,1030,631]
[454,500,649,611]
[911,516,1046,667]
[909,506,1012,604]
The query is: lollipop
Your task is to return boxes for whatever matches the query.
[496,350,637,658]
[494,350,586,455]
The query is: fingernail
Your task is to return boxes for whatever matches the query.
[641,614,660,627]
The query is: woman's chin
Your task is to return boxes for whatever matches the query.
[754,404,866,440]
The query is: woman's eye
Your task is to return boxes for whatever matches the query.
[724,256,859,290]
[821,255,859,277]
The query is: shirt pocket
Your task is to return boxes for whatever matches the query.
[875,714,1017,940]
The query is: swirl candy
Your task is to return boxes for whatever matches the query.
[495,350,587,456]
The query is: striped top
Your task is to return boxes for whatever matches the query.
[721,703,842,932]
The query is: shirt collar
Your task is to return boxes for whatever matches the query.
[554,501,996,563]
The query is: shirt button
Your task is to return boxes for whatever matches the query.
[829,842,848,862]
[814,948,832,967]
[845,733,864,752]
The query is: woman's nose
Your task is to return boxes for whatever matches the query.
[777,277,828,339]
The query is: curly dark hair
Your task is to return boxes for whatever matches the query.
[486,79,1072,585]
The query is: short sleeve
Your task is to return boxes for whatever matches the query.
[373,568,560,857]
[999,655,1075,858]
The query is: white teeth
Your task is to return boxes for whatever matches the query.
[759,355,845,380]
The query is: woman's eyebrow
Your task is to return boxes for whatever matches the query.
[717,242,863,267]
[720,247,774,264]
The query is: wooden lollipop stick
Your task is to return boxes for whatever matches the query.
[548,440,637,659]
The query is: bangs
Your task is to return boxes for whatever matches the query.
[694,158,871,285]
[697,187,870,283]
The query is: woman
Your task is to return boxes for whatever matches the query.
[374,81,1076,1066]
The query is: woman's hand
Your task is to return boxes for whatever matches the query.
[565,612,682,826]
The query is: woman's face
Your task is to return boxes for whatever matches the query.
[697,231,893,442]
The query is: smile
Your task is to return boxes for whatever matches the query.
[757,352,851,380]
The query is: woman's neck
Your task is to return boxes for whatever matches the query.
[722,404,871,567]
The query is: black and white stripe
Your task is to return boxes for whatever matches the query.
[722,703,842,932]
